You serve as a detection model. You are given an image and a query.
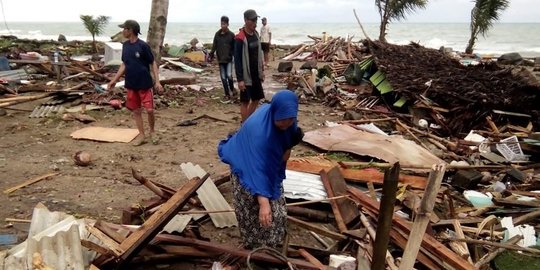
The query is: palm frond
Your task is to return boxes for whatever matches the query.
[389,0,429,21]
[80,15,110,37]
[471,0,509,37]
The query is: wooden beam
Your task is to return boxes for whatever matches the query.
[325,167,360,225]
[4,172,59,194]
[348,187,475,270]
[287,160,426,189]
[287,216,347,241]
[372,163,400,270]
[320,169,348,232]
[399,164,446,270]
[159,245,218,257]
[156,234,319,270]
[449,238,540,255]
[474,235,522,268]
[116,175,208,266]
[298,249,326,270]
[86,225,124,257]
[81,239,112,256]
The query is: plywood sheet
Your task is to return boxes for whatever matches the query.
[70,127,139,143]
[303,125,444,167]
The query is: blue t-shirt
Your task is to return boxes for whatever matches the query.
[122,39,154,90]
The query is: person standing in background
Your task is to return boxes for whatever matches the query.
[210,16,237,100]
[234,9,264,122]
[260,17,272,67]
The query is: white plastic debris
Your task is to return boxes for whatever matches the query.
[496,136,529,162]
[464,130,487,151]
[501,217,537,247]
[463,190,494,208]
[329,254,356,268]
[356,123,388,136]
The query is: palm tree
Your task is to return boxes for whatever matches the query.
[376,0,429,42]
[147,0,169,64]
[465,0,509,54]
[80,15,110,53]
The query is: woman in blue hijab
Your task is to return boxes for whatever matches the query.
[218,90,303,248]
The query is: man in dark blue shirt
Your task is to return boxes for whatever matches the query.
[108,20,163,146]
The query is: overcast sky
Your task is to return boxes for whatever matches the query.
[1,0,538,23]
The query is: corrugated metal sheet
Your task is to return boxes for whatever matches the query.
[3,203,96,270]
[181,163,237,228]
[162,215,192,234]
[283,170,327,201]
[29,105,64,118]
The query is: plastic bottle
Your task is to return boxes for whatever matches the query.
[53,51,59,63]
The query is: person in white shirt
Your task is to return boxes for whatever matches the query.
[260,17,272,67]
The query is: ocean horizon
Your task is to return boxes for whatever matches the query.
[1,22,539,57]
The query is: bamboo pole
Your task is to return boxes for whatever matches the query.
[399,164,447,270]
[372,163,400,270]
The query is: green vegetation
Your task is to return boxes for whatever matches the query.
[465,0,510,54]
[375,0,429,42]
[80,15,110,53]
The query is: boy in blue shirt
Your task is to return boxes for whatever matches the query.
[108,20,163,146]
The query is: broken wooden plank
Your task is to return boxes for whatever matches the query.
[373,163,400,270]
[86,225,124,257]
[4,172,59,194]
[298,249,326,270]
[159,245,218,257]
[287,160,427,189]
[81,239,112,256]
[156,234,319,270]
[325,167,359,225]
[399,164,446,270]
[474,235,522,268]
[131,168,168,199]
[116,174,208,265]
[348,187,475,270]
[320,169,348,233]
[287,216,347,241]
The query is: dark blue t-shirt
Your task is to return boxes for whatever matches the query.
[122,39,154,90]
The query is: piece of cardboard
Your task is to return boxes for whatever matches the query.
[70,127,139,143]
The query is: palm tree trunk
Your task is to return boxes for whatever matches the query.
[92,35,97,53]
[465,26,478,54]
[379,20,388,43]
[147,0,169,64]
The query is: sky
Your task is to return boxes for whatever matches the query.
[0,0,538,23]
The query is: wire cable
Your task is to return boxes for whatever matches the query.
[0,0,10,34]
[247,246,296,270]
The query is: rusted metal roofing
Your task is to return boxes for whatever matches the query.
[303,124,444,167]
[181,163,237,228]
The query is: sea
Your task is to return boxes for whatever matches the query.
[1,22,539,57]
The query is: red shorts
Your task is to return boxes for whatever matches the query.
[126,88,154,111]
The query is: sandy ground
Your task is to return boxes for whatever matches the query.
[0,60,342,269]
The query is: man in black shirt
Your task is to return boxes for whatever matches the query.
[210,16,236,100]
[234,9,265,122]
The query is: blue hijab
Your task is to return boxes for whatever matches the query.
[218,90,299,200]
